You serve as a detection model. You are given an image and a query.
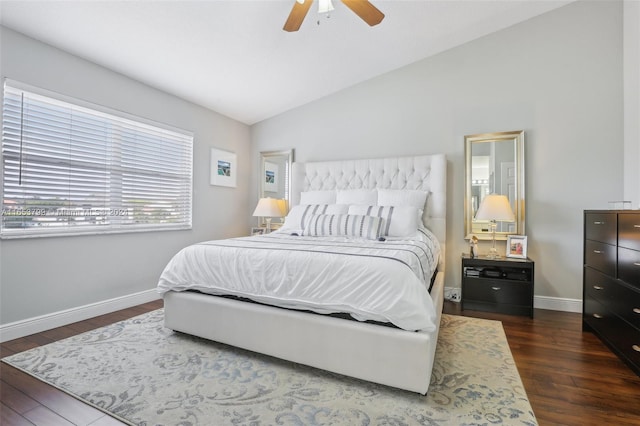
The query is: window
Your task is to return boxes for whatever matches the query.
[1,80,193,238]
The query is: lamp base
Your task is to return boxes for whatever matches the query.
[486,222,501,259]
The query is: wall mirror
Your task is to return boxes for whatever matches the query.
[464,131,525,240]
[258,149,293,225]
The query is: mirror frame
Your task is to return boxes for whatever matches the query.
[464,130,525,241]
[258,149,294,226]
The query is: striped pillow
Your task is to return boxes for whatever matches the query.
[303,214,383,240]
[281,204,349,233]
[348,205,420,237]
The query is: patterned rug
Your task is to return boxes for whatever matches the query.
[2,310,537,425]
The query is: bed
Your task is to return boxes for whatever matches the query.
[159,154,446,394]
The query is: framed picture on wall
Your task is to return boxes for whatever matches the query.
[210,148,237,187]
[506,235,528,259]
[264,161,278,193]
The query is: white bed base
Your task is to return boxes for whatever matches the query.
[163,154,447,394]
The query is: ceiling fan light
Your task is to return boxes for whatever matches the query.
[318,0,334,14]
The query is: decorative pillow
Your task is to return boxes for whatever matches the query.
[336,189,378,205]
[281,204,349,232]
[299,190,337,205]
[377,189,428,211]
[302,214,383,240]
[348,205,420,237]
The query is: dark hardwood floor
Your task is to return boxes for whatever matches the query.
[1,300,639,425]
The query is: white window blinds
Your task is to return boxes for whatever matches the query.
[1,80,193,238]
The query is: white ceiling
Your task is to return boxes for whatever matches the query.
[0,0,573,125]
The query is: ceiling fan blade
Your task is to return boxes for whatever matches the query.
[283,0,314,32]
[341,0,384,26]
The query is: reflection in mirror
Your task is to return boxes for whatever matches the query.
[464,131,524,240]
[258,149,293,226]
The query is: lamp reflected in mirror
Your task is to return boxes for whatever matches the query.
[475,194,515,259]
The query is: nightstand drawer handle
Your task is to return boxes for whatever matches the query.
[593,250,603,254]
[633,308,640,314]
[593,221,605,225]
[491,286,501,291]
[593,285,604,290]
[634,262,640,267]
[634,225,640,228]
[593,313,603,319]
[633,345,640,353]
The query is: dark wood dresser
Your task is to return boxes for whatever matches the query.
[583,210,640,376]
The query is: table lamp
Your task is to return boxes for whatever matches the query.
[252,197,284,233]
[475,194,515,259]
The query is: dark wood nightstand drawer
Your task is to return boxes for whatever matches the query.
[585,212,617,245]
[618,247,640,286]
[584,240,616,276]
[461,255,534,317]
[464,279,531,306]
[619,213,640,251]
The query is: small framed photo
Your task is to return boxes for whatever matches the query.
[210,148,237,187]
[251,227,265,236]
[506,235,528,259]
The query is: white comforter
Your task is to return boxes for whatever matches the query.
[157,229,440,332]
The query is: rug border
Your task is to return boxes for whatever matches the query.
[2,310,533,426]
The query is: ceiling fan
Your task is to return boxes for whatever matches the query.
[283,0,385,32]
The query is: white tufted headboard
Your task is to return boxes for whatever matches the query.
[291,154,446,270]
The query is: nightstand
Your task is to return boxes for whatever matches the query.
[461,254,534,317]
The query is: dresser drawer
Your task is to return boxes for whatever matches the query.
[585,212,617,245]
[618,247,640,286]
[584,240,616,276]
[584,267,618,304]
[619,213,640,251]
[463,279,532,306]
[584,298,640,372]
[608,282,640,330]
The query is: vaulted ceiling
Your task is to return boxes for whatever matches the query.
[0,1,573,125]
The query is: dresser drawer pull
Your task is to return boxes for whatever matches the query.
[491,286,501,291]
[593,221,605,225]
[634,225,640,228]
[633,345,640,353]
[593,250,603,254]
[592,285,604,290]
[634,262,640,267]
[593,313,603,319]
[633,308,640,314]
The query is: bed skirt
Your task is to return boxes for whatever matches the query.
[163,271,444,395]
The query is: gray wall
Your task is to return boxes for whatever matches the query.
[0,28,251,324]
[251,0,624,302]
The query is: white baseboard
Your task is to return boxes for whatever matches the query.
[445,287,582,314]
[0,289,161,343]
[533,295,582,313]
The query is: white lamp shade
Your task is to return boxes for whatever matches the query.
[475,194,515,222]
[252,198,284,218]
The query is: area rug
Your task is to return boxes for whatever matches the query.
[2,310,537,426]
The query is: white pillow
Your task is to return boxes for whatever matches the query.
[377,189,428,211]
[302,214,383,240]
[336,189,378,205]
[299,190,337,205]
[347,205,420,237]
[281,204,349,232]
